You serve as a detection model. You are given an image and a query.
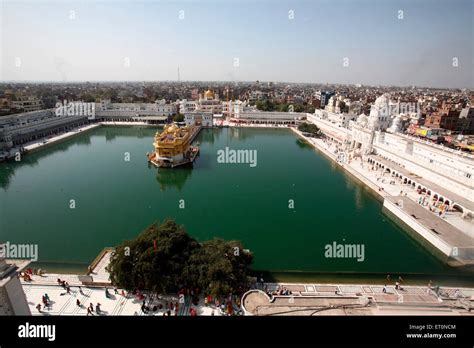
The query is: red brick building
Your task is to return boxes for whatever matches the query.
[424,103,461,131]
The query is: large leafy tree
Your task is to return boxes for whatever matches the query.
[108,220,199,293]
[298,122,322,136]
[183,239,254,297]
[108,220,253,296]
[173,113,185,122]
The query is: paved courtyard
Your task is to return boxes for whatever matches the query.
[20,277,474,316]
[243,282,474,316]
[23,284,217,316]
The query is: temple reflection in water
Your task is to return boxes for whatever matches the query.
[154,166,193,191]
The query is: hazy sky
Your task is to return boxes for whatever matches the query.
[1,0,472,88]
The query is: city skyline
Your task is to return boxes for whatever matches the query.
[1,0,473,88]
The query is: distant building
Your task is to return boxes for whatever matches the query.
[314,91,335,109]
[425,103,462,131]
[314,109,357,129]
[179,99,198,114]
[232,110,305,125]
[0,109,89,150]
[96,99,174,123]
[196,89,222,114]
[459,107,474,134]
[155,99,176,117]
[179,89,226,117]
[11,96,43,112]
[222,100,247,118]
[184,112,213,127]
[191,88,199,100]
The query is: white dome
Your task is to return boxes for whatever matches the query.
[356,113,368,127]
[368,94,391,130]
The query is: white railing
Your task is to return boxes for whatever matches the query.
[398,133,474,159]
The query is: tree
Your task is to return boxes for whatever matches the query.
[173,113,185,122]
[108,220,199,293]
[256,99,275,111]
[298,122,322,136]
[108,220,254,296]
[276,103,289,112]
[183,239,253,297]
[294,104,305,113]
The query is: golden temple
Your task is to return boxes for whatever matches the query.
[147,124,200,168]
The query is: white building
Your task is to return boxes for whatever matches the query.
[372,131,474,203]
[155,99,176,117]
[0,109,89,150]
[347,95,473,214]
[95,99,174,123]
[179,99,198,114]
[184,112,213,127]
[314,109,357,129]
[306,113,352,149]
[232,110,306,125]
[196,89,222,114]
[307,94,474,216]
[222,100,247,118]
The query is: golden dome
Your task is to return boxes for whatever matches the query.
[204,89,215,99]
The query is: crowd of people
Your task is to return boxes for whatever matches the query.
[17,267,44,282]
[35,293,51,312]
[267,286,293,297]
[366,160,455,220]
[31,274,248,316]
[417,193,450,218]
[135,286,243,316]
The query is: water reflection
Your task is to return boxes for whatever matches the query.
[199,128,219,144]
[295,138,312,150]
[104,126,160,142]
[353,185,365,210]
[344,174,366,210]
[0,164,15,190]
[0,137,93,189]
[155,166,192,191]
[228,127,256,140]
